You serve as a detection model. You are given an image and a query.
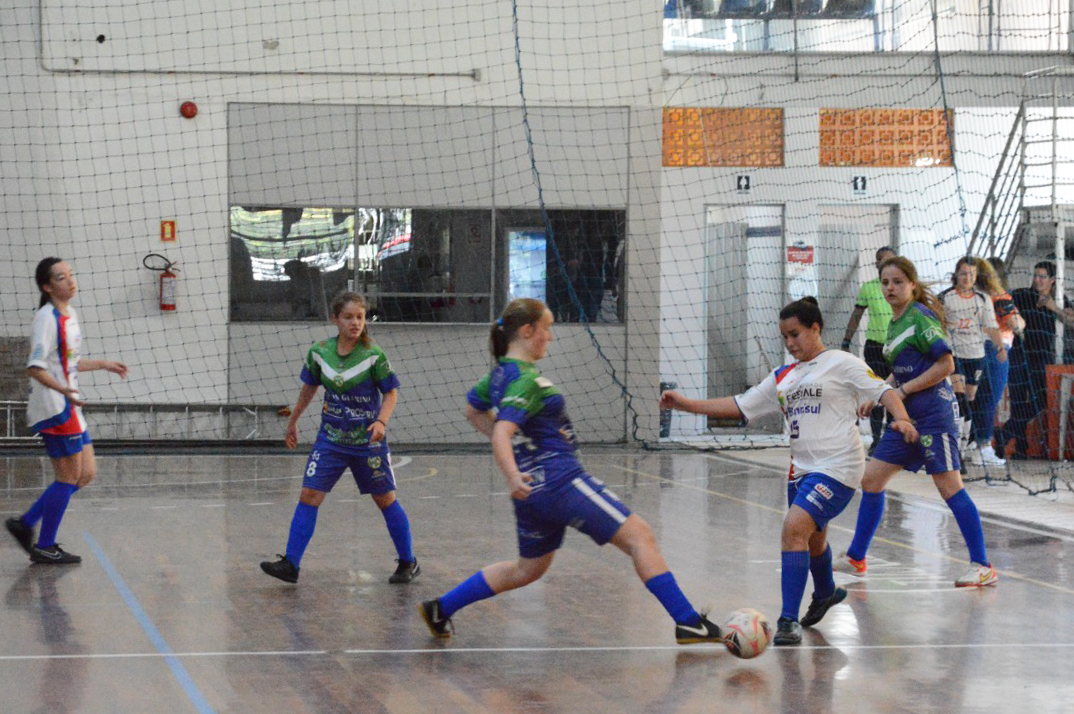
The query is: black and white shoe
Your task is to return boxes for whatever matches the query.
[5,517,34,555]
[675,614,723,644]
[420,599,453,638]
[800,586,847,628]
[389,559,420,584]
[29,544,81,565]
[773,617,802,646]
[260,555,299,583]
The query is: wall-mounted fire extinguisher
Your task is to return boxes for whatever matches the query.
[143,253,179,311]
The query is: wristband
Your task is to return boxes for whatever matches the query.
[841,339,852,351]
[373,419,386,428]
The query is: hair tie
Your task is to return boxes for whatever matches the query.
[496,318,504,327]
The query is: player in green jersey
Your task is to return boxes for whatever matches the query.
[260,292,419,585]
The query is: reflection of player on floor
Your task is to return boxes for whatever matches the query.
[420,298,724,645]
[259,291,419,585]
[838,257,998,588]
[6,258,128,565]
[661,297,917,646]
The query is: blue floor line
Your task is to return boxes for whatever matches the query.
[83,532,216,714]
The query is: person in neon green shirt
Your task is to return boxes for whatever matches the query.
[841,246,897,453]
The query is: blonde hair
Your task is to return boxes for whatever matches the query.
[971,256,1004,296]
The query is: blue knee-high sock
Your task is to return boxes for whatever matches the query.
[380,500,414,563]
[847,491,886,562]
[810,544,835,601]
[35,482,78,549]
[22,493,49,528]
[284,502,318,568]
[645,571,701,626]
[946,489,989,565]
[781,550,811,622]
[25,483,82,528]
[438,571,496,618]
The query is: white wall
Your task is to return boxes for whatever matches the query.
[0,0,664,442]
[658,93,1074,437]
[5,0,1074,442]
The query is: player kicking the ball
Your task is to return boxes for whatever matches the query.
[419,298,723,645]
[661,297,918,646]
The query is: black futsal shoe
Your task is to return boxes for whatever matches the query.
[419,599,453,638]
[260,555,299,583]
[388,558,421,584]
[773,617,802,646]
[5,517,34,554]
[800,586,848,628]
[675,614,723,644]
[29,544,82,565]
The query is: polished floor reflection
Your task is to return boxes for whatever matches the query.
[1,449,1072,713]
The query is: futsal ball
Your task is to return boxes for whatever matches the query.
[722,608,772,659]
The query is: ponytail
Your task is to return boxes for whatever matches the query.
[34,257,63,308]
[491,298,548,358]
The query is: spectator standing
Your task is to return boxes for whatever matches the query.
[1004,261,1074,458]
[971,257,1024,466]
[938,257,1005,466]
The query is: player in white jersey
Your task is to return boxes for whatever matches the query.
[5,258,127,565]
[661,298,917,646]
[939,257,1005,463]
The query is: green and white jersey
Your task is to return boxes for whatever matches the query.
[883,302,958,432]
[300,338,400,451]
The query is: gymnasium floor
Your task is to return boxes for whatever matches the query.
[1,447,1072,714]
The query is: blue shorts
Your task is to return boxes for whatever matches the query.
[301,444,396,495]
[786,473,854,531]
[954,356,983,386]
[514,470,632,559]
[41,431,92,459]
[872,427,961,475]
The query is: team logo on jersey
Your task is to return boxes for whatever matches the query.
[367,456,382,469]
[923,325,944,341]
[921,434,933,447]
[334,375,345,387]
[30,345,44,362]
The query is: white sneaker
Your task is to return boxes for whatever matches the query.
[832,552,867,576]
[954,563,998,587]
[963,443,982,466]
[979,445,1006,466]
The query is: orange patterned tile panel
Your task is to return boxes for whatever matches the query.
[818,108,954,167]
[662,108,784,167]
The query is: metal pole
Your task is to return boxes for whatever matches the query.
[1053,78,1065,363]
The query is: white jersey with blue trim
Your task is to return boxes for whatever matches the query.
[26,304,86,434]
[734,349,891,489]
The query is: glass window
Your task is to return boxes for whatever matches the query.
[497,209,625,324]
[358,208,492,324]
[663,0,1068,53]
[230,206,622,324]
[507,229,548,303]
[229,206,354,322]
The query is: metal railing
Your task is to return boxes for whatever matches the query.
[0,401,288,442]
[968,103,1027,259]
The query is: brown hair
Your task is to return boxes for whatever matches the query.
[951,256,977,287]
[330,291,371,347]
[491,298,548,358]
[879,256,946,327]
